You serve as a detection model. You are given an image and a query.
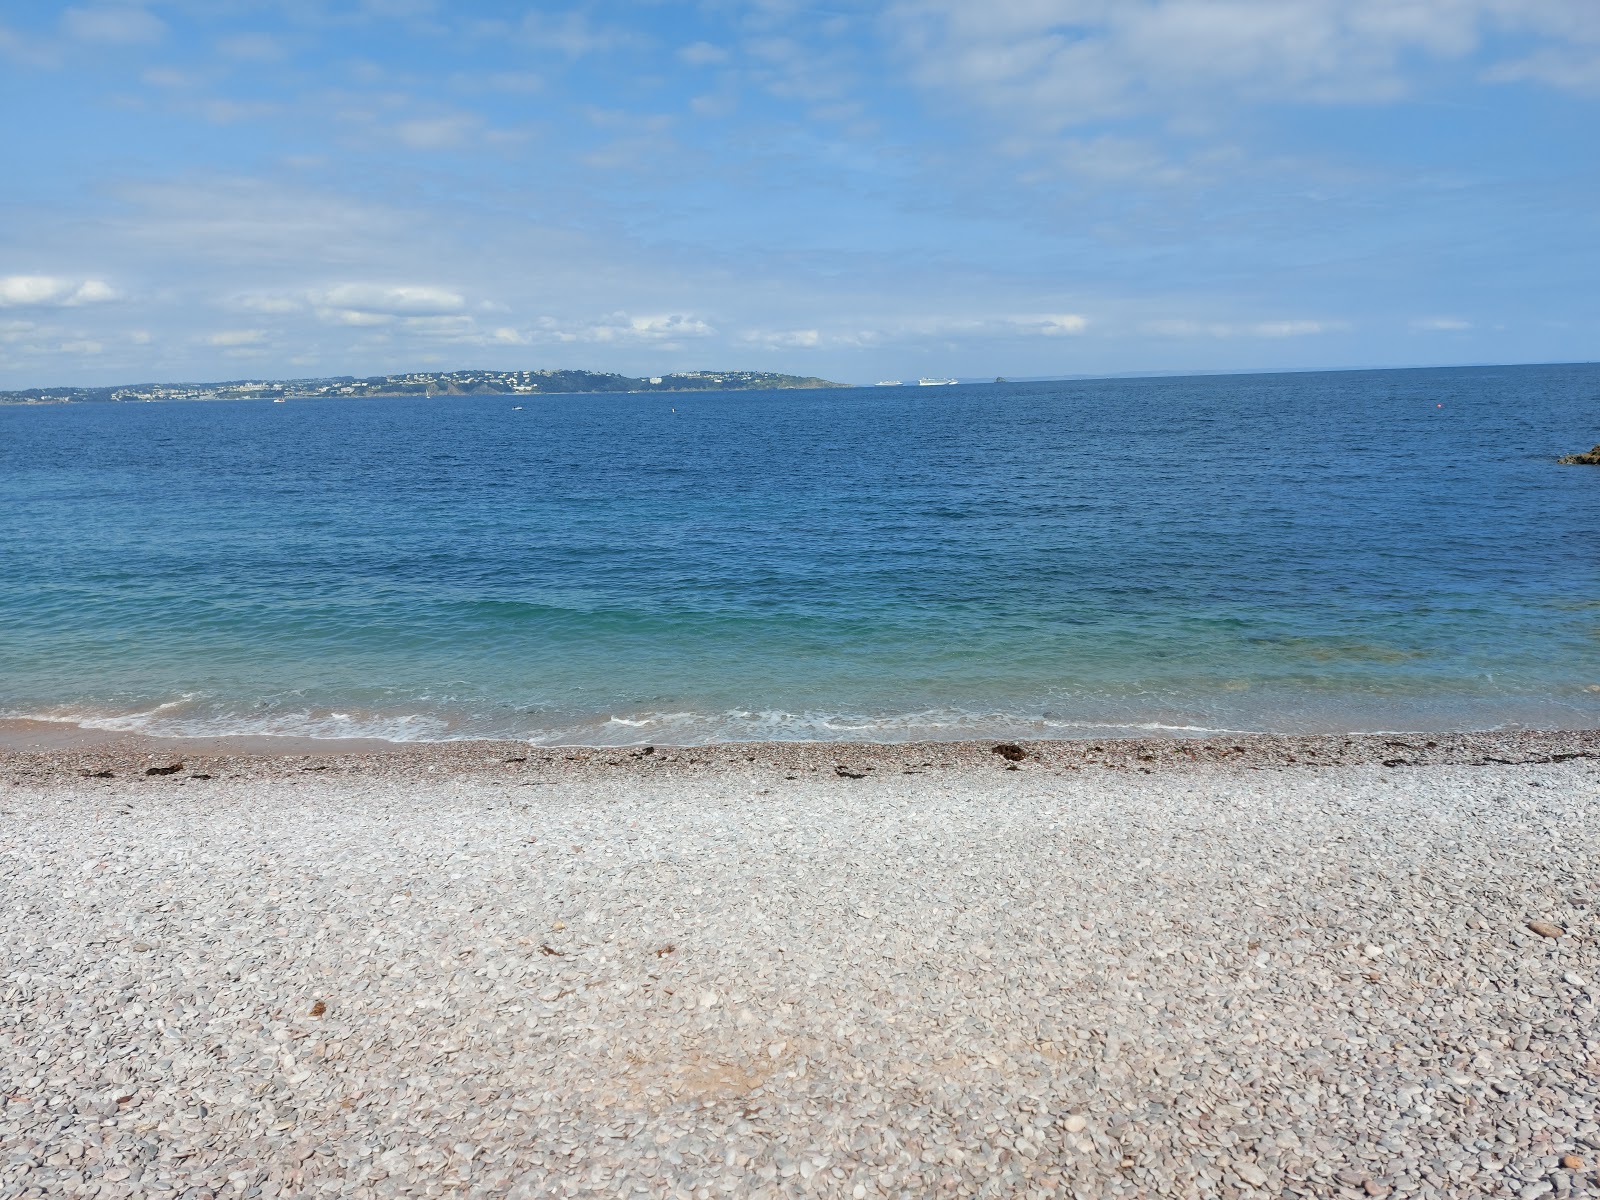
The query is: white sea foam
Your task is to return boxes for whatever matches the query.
[523,707,1267,746]
[6,695,1588,748]
[5,701,460,743]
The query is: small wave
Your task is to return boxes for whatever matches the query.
[5,701,459,743]
[15,696,205,733]
[7,692,1594,748]
[1030,717,1256,734]
[524,707,1266,746]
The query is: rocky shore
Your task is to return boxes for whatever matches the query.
[2,730,1598,1198]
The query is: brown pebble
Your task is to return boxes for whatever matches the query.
[1528,919,1566,939]
[309,1000,326,1017]
[1561,1155,1584,1170]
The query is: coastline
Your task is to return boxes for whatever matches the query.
[3,719,1596,783]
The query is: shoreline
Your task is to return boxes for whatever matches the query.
[2,720,1596,784]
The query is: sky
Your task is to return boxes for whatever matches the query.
[1,0,1597,388]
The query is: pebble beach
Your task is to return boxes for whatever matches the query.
[3,730,1599,1199]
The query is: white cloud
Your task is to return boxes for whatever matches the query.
[1147,317,1342,338]
[362,0,439,17]
[787,315,1086,344]
[519,10,643,57]
[231,293,302,315]
[582,135,682,170]
[217,32,286,62]
[1412,316,1472,331]
[626,314,713,337]
[1254,320,1337,337]
[312,283,466,316]
[401,314,476,335]
[198,99,279,125]
[111,178,412,270]
[1034,313,1088,336]
[680,41,730,67]
[320,308,395,326]
[0,276,116,307]
[69,279,116,304]
[885,0,1600,131]
[204,329,266,346]
[743,33,855,103]
[523,312,717,345]
[576,111,679,168]
[1484,47,1600,92]
[142,66,201,88]
[743,328,821,347]
[308,283,472,331]
[586,108,675,132]
[393,116,479,149]
[1043,135,1200,186]
[0,23,59,67]
[690,92,738,118]
[474,71,544,94]
[62,5,165,45]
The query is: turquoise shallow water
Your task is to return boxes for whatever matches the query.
[1,364,1597,743]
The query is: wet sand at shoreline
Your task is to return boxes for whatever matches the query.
[2,721,1597,783]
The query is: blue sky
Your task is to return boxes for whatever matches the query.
[1,0,1597,387]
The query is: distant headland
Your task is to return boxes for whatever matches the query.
[0,368,845,405]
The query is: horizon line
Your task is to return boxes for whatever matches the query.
[4,357,1598,398]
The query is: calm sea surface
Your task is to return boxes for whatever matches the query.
[2,365,1597,743]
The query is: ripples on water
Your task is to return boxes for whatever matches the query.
[2,365,1597,742]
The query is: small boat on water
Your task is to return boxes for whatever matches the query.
[273,398,286,403]
[918,377,957,386]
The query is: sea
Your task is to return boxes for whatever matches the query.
[2,364,1597,745]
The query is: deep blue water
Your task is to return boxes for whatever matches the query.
[1,365,1597,743]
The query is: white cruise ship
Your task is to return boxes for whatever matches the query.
[918,377,958,386]
[876,379,902,386]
